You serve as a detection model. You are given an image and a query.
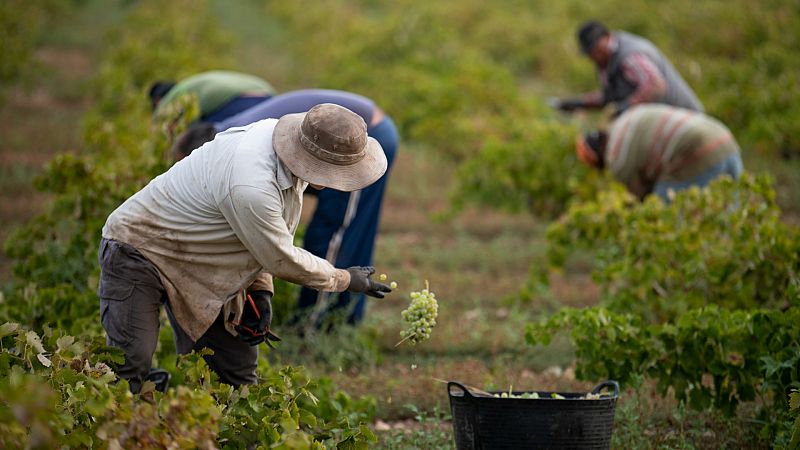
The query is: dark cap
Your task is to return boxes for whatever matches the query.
[577,20,609,54]
[148,81,176,109]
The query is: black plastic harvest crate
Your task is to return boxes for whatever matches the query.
[448,380,619,450]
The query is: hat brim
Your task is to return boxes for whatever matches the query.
[272,112,388,192]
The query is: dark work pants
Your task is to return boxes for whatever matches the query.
[97,238,257,392]
[296,116,399,325]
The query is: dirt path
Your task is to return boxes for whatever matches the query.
[0,46,96,282]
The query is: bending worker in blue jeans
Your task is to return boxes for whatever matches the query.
[174,89,399,326]
[575,104,743,201]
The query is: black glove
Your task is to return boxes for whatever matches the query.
[346,266,392,299]
[235,290,281,347]
[554,97,587,113]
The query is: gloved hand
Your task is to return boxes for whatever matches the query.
[554,97,587,113]
[235,290,281,347]
[611,102,629,119]
[346,266,392,299]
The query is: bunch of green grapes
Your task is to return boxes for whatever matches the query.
[399,282,439,345]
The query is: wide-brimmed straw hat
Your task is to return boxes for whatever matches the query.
[272,103,387,192]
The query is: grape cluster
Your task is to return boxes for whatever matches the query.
[399,285,439,345]
[491,391,602,400]
[493,392,540,399]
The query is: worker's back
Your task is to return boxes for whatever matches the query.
[606,104,738,191]
[605,32,704,112]
[215,89,377,131]
[155,70,276,120]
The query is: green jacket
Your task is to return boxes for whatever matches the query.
[155,70,276,119]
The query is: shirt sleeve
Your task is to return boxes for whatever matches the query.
[220,184,351,292]
[248,272,274,294]
[620,53,667,107]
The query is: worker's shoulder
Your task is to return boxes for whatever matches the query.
[181,70,263,85]
[616,30,657,47]
[223,119,281,182]
[275,89,376,107]
[621,103,683,121]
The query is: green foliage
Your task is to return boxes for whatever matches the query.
[788,389,800,449]
[174,351,376,449]
[0,323,377,449]
[528,175,800,446]
[610,386,766,449]
[264,0,800,217]
[545,174,800,322]
[0,283,100,337]
[0,322,220,449]
[450,114,612,218]
[0,0,72,86]
[1,1,378,447]
[267,0,526,161]
[264,0,615,216]
[527,306,800,437]
[377,404,453,450]
[2,0,230,333]
[271,323,382,374]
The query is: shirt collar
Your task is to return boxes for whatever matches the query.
[276,158,295,190]
[276,157,308,192]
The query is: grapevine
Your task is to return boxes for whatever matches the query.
[397,281,439,346]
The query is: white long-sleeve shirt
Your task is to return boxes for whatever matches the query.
[102,119,350,340]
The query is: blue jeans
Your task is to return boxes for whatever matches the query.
[653,152,744,202]
[297,116,399,326]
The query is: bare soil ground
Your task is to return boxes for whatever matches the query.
[0,47,94,282]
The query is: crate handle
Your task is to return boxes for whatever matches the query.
[591,380,620,397]
[448,381,475,398]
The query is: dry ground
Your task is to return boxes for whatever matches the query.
[0,47,95,283]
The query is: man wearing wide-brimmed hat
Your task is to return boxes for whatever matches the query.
[173,88,399,329]
[98,103,391,392]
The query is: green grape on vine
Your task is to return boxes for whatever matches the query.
[397,281,439,346]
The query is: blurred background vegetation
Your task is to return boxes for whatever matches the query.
[1,0,798,448]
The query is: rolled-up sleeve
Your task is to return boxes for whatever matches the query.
[248,272,274,294]
[221,185,350,292]
[620,53,667,107]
